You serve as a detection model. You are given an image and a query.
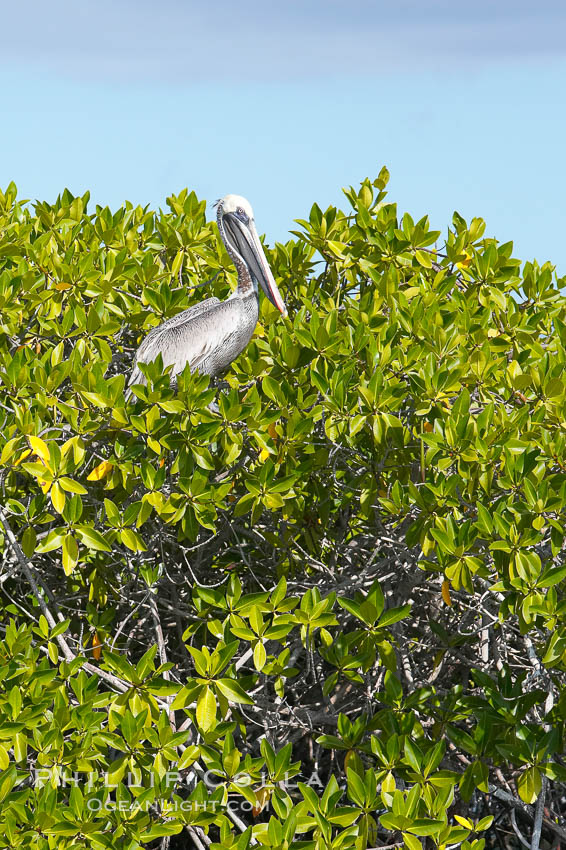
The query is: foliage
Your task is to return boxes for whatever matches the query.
[0,170,565,848]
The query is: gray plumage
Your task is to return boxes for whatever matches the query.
[127,194,287,398]
[128,292,257,389]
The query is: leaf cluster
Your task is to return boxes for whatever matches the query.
[0,172,565,848]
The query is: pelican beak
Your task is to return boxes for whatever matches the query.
[223,214,287,316]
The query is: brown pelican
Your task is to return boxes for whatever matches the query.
[127,194,287,396]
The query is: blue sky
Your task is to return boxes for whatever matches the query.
[2,1,566,273]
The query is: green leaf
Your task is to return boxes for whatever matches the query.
[517,766,542,804]
[253,641,266,671]
[35,529,66,553]
[62,534,79,575]
[196,686,217,731]
[177,745,200,770]
[415,250,432,268]
[0,746,9,771]
[58,477,88,494]
[379,603,411,628]
[120,528,147,551]
[75,525,111,552]
[403,833,422,850]
[215,678,254,705]
[408,820,446,836]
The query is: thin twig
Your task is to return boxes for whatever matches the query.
[0,506,175,706]
[531,774,547,850]
[510,808,532,850]
[0,506,75,662]
[187,825,210,849]
[149,591,176,729]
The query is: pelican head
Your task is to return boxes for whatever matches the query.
[216,194,287,316]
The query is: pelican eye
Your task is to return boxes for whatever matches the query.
[235,207,249,223]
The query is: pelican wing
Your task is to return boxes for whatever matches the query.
[137,297,221,353]
[128,296,251,391]
[128,297,220,389]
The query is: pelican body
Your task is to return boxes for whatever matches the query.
[127,195,286,394]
